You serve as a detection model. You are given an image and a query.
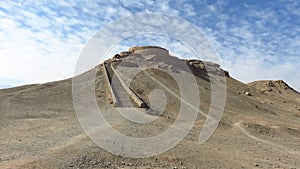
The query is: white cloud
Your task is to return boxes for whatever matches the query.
[0,2,90,84]
[0,18,83,84]
[182,4,196,17]
[0,0,299,92]
[207,5,216,12]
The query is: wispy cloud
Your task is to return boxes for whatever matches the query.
[0,0,299,91]
[194,0,300,91]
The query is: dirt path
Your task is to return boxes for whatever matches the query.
[233,121,300,155]
[143,70,209,118]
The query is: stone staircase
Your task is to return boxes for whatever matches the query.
[105,63,136,107]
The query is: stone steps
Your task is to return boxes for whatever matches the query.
[105,63,136,107]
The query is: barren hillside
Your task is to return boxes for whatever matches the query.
[1,47,300,169]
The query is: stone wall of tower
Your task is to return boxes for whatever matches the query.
[129,46,169,57]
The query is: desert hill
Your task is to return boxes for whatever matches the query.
[249,80,300,99]
[1,46,300,169]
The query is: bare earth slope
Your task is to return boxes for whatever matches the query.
[248,80,300,101]
[1,49,300,168]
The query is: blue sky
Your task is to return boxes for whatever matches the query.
[0,0,299,91]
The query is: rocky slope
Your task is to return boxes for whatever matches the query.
[1,47,300,169]
[249,80,300,98]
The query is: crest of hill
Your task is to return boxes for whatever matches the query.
[112,46,230,77]
[248,80,300,98]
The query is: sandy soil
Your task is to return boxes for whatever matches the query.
[1,53,300,169]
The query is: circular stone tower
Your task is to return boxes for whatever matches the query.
[129,46,169,57]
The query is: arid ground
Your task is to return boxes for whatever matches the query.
[1,48,300,169]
